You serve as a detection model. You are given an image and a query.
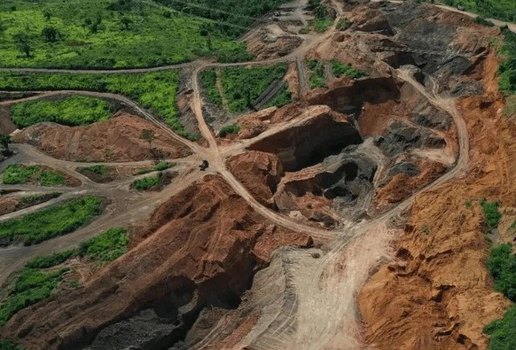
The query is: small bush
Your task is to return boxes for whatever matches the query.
[25,249,78,269]
[484,305,516,350]
[481,200,502,232]
[487,244,516,301]
[82,165,108,175]
[308,60,326,89]
[154,161,173,172]
[219,124,240,137]
[331,60,367,79]
[131,174,161,191]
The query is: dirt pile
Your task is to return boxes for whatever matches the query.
[13,114,192,162]
[2,175,311,349]
[358,51,516,350]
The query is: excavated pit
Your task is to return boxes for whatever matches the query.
[248,111,363,172]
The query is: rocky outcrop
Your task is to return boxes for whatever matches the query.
[227,151,285,207]
[248,108,362,172]
[2,175,311,350]
[13,113,191,162]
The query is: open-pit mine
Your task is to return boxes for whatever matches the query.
[0,0,514,349]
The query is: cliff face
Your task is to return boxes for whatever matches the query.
[3,175,311,350]
[358,52,516,350]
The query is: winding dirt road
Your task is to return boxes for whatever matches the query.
[0,1,485,347]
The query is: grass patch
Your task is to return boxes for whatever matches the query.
[1,164,65,186]
[0,267,68,325]
[481,199,502,233]
[331,60,367,79]
[308,59,326,89]
[0,71,194,138]
[438,0,515,22]
[0,196,104,245]
[79,227,128,262]
[11,96,113,128]
[0,227,128,325]
[205,64,288,113]
[306,0,333,32]
[0,0,250,69]
[219,123,240,137]
[310,18,333,32]
[200,69,223,107]
[487,243,516,301]
[131,173,161,191]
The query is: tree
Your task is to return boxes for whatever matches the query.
[13,33,32,58]
[120,17,133,30]
[200,24,213,51]
[41,26,60,42]
[43,10,52,21]
[0,134,12,156]
[140,129,156,156]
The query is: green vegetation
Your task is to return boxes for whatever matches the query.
[159,0,289,37]
[0,340,24,350]
[137,161,174,175]
[481,199,502,233]
[484,241,516,349]
[203,64,289,113]
[0,196,103,245]
[81,164,108,176]
[487,244,516,301]
[307,0,333,32]
[336,18,350,31]
[200,69,223,107]
[311,18,333,33]
[154,161,173,172]
[0,266,68,325]
[0,227,128,326]
[131,173,161,191]
[439,0,515,22]
[79,228,128,262]
[1,164,65,186]
[484,305,516,350]
[18,192,61,208]
[308,60,326,89]
[498,29,515,96]
[474,16,495,26]
[219,123,240,137]
[11,96,113,128]
[0,71,193,138]
[25,250,77,269]
[0,0,250,68]
[331,60,367,79]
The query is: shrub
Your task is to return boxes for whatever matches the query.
[331,60,367,79]
[481,200,502,232]
[484,305,516,350]
[25,250,78,269]
[82,165,108,175]
[487,244,516,301]
[79,228,128,262]
[308,60,326,89]
[131,174,161,191]
[219,124,240,137]
[154,161,173,171]
[0,196,103,245]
